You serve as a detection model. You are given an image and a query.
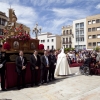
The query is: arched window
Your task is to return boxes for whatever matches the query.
[63,30,65,35]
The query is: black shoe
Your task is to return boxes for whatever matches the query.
[35,84,40,86]
[52,78,56,80]
[49,79,51,82]
[17,87,21,90]
[41,81,44,84]
[22,85,28,88]
[41,80,44,84]
[44,81,48,84]
[2,89,7,91]
[31,84,35,87]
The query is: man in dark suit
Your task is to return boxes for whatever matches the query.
[30,50,41,86]
[48,50,56,81]
[41,50,50,84]
[16,50,27,90]
[0,45,6,91]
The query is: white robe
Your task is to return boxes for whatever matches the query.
[55,52,71,75]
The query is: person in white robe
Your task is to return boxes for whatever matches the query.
[55,47,71,75]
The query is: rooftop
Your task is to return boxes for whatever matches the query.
[0,11,7,18]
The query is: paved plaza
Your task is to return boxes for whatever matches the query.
[0,67,100,100]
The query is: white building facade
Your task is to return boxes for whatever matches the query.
[73,18,87,51]
[38,32,61,50]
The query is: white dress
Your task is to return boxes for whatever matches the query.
[55,48,71,75]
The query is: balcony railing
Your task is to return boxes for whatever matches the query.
[62,42,65,44]
[69,41,72,43]
[62,33,73,36]
[62,41,72,44]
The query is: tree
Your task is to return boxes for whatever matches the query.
[95,46,100,52]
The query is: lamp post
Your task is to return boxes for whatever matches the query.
[33,23,41,39]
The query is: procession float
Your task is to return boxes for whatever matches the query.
[1,8,45,62]
[1,8,43,88]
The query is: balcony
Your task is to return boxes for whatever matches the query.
[62,42,66,44]
[62,33,73,36]
[69,41,72,44]
[62,41,72,44]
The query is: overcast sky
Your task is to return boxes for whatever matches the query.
[0,0,100,37]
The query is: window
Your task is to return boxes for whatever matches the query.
[47,39,49,42]
[97,42,100,46]
[88,21,91,25]
[66,45,68,48]
[96,19,100,23]
[69,45,71,48]
[75,23,79,28]
[92,27,95,31]
[66,30,68,34]
[80,30,84,34]
[97,27,100,31]
[69,37,71,42]
[2,29,3,35]
[63,38,65,43]
[92,35,96,38]
[79,37,84,41]
[76,31,79,35]
[66,38,68,43]
[88,42,92,46]
[52,46,54,50]
[82,37,84,41]
[88,28,91,32]
[0,19,6,26]
[93,42,96,46]
[92,20,96,24]
[80,22,84,28]
[63,30,65,35]
[97,34,100,38]
[47,46,49,49]
[0,29,3,35]
[88,35,92,39]
[43,40,45,42]
[51,39,54,42]
[41,40,42,42]
[76,38,79,42]
[0,18,1,25]
[70,29,72,34]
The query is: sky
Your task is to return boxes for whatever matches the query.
[0,0,100,37]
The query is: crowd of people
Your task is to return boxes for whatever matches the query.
[66,50,100,64]
[66,50,100,75]
[0,44,100,91]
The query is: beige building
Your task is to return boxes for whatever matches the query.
[86,14,100,49]
[0,11,8,36]
[0,9,30,37]
[61,25,74,48]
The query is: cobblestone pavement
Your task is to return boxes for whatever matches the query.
[0,67,100,100]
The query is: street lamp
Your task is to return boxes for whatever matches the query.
[33,23,41,39]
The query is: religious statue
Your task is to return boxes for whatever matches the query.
[33,23,41,39]
[4,8,17,39]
